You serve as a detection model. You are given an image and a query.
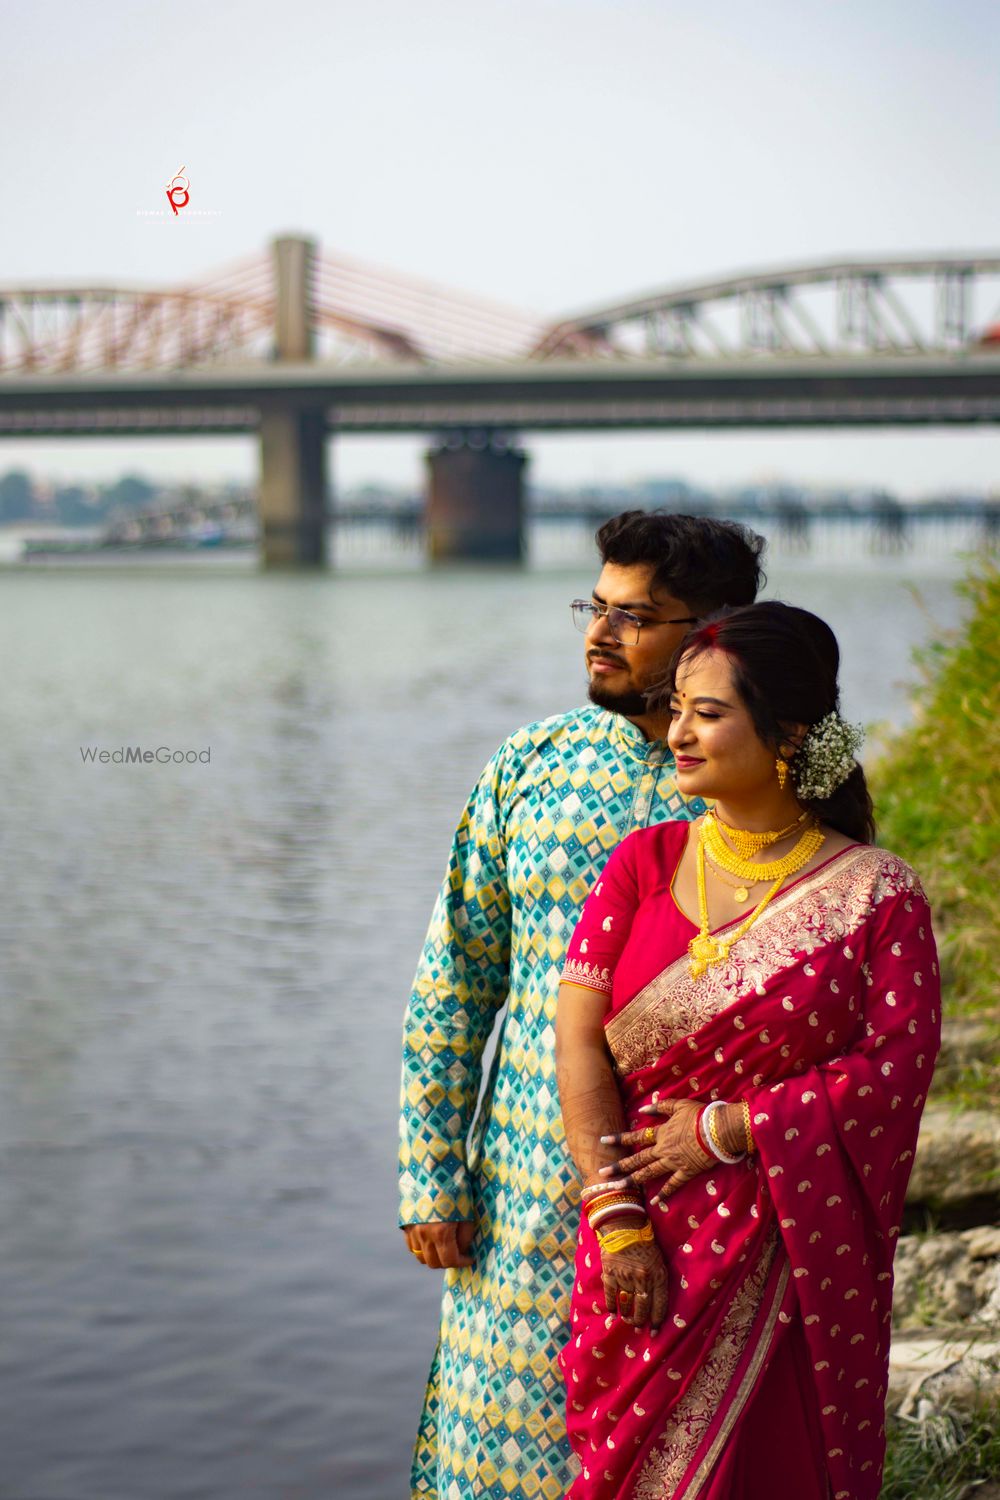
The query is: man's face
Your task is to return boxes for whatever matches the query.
[584,562,698,717]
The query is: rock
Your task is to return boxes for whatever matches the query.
[892,1228,1000,1330]
[967,1226,1000,1260]
[906,1107,1000,1209]
[888,1330,1000,1410]
[933,1018,998,1091]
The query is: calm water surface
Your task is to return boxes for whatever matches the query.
[0,551,968,1499]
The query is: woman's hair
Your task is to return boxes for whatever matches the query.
[650,601,876,844]
[595,510,766,615]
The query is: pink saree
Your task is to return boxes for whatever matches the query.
[560,821,940,1500]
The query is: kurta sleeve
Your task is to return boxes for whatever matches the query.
[398,744,513,1226]
[561,831,642,996]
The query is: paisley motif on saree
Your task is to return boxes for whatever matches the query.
[561,824,941,1500]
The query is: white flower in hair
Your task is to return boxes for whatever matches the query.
[793,712,864,801]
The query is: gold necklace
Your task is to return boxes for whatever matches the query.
[703,851,769,905]
[702,811,825,883]
[712,811,807,859]
[688,833,791,978]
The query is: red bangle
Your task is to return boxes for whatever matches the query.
[695,1107,711,1157]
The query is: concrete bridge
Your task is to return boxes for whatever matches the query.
[2,236,999,567]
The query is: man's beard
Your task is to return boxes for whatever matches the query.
[587,675,650,717]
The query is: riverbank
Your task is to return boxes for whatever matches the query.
[872,561,1000,1112]
[874,563,999,1498]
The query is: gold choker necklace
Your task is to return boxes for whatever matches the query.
[701,811,825,884]
[711,811,808,860]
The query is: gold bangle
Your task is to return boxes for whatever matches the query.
[597,1221,653,1254]
[584,1190,643,1219]
[742,1098,755,1155]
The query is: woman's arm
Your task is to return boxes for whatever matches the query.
[557,979,669,1333]
[556,981,630,1190]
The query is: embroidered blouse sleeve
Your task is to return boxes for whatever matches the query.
[561,831,643,996]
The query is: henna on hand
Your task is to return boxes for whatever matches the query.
[600,1238,669,1332]
[590,1098,714,1203]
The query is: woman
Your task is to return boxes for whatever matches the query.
[556,602,940,1500]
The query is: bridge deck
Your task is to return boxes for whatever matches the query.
[1,354,999,435]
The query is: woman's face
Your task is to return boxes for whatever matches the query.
[667,647,783,804]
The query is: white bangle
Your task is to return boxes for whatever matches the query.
[587,1202,647,1230]
[700,1100,745,1165]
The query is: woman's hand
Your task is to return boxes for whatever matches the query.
[600,1235,668,1334]
[584,1098,714,1206]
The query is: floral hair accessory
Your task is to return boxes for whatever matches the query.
[793,712,864,801]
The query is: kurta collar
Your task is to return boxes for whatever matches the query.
[609,711,672,763]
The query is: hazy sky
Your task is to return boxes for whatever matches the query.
[3,0,999,494]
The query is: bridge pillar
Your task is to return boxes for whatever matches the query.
[425,435,526,562]
[273,234,316,361]
[259,404,329,567]
[257,234,328,567]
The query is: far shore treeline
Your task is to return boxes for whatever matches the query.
[2,467,998,529]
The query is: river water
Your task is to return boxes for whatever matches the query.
[0,539,970,1499]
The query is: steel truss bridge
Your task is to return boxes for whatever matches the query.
[2,238,999,563]
[3,247,1000,372]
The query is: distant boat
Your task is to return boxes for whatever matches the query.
[184,521,225,547]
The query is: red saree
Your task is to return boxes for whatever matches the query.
[560,821,940,1500]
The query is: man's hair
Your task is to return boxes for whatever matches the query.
[595,510,766,614]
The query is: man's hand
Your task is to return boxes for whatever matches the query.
[403,1221,476,1269]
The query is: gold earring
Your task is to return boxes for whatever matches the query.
[776,757,789,791]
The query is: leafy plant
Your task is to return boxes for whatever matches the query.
[871,563,1000,1107]
[882,1402,1000,1500]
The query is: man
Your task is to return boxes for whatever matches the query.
[399,511,766,1500]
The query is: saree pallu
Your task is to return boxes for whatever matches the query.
[560,822,940,1500]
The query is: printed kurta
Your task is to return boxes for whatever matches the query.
[399,705,706,1500]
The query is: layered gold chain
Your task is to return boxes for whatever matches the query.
[703,851,768,905]
[688,813,826,978]
[701,811,825,883]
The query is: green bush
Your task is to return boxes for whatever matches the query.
[871,563,1000,1106]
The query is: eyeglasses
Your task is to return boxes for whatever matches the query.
[570,599,699,647]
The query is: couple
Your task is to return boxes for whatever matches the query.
[399,512,939,1500]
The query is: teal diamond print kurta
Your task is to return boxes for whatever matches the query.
[399,704,706,1500]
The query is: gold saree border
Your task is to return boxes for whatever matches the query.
[676,1256,791,1500]
[630,1232,787,1500]
[606,846,923,1074]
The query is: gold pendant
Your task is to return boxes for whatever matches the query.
[688,932,731,979]
[734,886,750,903]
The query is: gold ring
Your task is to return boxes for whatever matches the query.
[617,1290,633,1313]
[643,1126,656,1145]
